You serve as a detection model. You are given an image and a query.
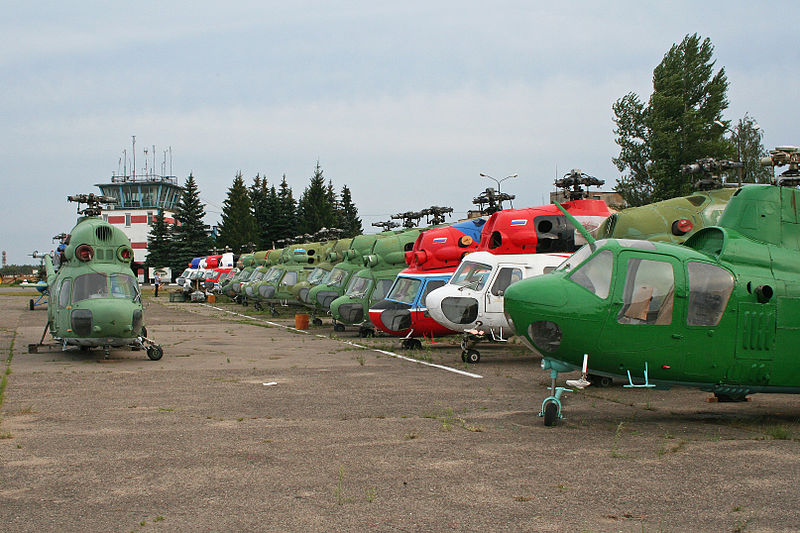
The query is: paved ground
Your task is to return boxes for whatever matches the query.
[2,289,800,532]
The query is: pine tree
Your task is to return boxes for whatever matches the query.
[296,161,336,234]
[337,185,362,237]
[216,172,256,253]
[613,34,730,205]
[169,173,211,274]
[249,174,274,249]
[273,174,297,243]
[145,209,171,269]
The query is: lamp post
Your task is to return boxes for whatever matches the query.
[715,119,760,187]
[479,172,518,193]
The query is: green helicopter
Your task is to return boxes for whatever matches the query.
[596,159,737,243]
[329,226,422,336]
[29,194,162,360]
[249,240,328,316]
[303,232,390,323]
[290,235,353,323]
[504,148,800,426]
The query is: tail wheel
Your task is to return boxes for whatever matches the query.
[543,400,559,427]
[146,345,164,361]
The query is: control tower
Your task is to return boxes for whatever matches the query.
[95,139,183,263]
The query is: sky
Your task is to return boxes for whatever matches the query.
[2,1,798,265]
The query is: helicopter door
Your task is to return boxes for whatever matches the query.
[597,253,685,376]
[54,278,72,333]
[484,267,522,322]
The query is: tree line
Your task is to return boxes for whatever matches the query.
[146,162,362,275]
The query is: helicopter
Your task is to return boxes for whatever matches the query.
[425,170,612,362]
[504,148,800,426]
[291,236,353,323]
[595,160,740,244]
[250,241,328,316]
[368,216,486,349]
[28,194,163,360]
[329,226,422,335]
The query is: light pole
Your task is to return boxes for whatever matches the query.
[715,119,760,187]
[480,172,518,193]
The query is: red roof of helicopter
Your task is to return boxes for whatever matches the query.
[476,199,610,255]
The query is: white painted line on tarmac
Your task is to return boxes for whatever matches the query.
[200,303,482,379]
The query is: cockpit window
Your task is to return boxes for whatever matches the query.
[307,267,328,285]
[388,277,422,305]
[687,262,733,326]
[556,244,594,273]
[451,261,492,290]
[490,268,523,296]
[279,271,298,287]
[264,268,282,283]
[73,273,109,302]
[569,250,613,298]
[370,279,394,304]
[326,267,348,288]
[617,258,675,325]
[110,273,140,300]
[346,275,372,298]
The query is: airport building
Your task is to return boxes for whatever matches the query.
[95,171,182,264]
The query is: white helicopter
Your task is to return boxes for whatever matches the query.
[425,171,611,363]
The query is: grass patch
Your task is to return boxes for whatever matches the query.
[0,431,13,439]
[422,407,484,433]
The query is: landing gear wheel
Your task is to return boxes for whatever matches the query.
[359,327,374,338]
[313,318,323,326]
[333,323,346,333]
[588,374,612,388]
[29,299,35,311]
[543,400,559,427]
[271,308,280,318]
[253,302,262,311]
[242,299,249,307]
[464,349,480,364]
[146,345,164,361]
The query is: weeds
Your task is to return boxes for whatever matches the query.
[365,487,377,503]
[611,421,625,458]
[422,407,483,433]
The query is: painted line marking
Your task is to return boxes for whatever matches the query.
[200,303,482,379]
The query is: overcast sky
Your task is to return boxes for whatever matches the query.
[2,1,797,265]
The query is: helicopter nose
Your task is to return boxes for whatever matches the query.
[504,277,568,308]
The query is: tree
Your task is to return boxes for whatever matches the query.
[612,34,730,205]
[169,173,211,274]
[249,174,275,249]
[273,174,298,244]
[719,114,773,184]
[216,172,256,253]
[296,162,337,234]
[145,209,171,269]
[336,185,362,237]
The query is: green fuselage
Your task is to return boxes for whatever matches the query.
[505,185,800,396]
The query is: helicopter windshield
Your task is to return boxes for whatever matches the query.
[370,279,394,304]
[387,277,421,305]
[326,267,349,288]
[451,261,492,290]
[279,271,298,287]
[306,267,329,285]
[73,272,139,302]
[345,275,372,298]
[263,268,283,284]
[568,249,613,299]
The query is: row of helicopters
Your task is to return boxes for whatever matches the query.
[29,145,800,426]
